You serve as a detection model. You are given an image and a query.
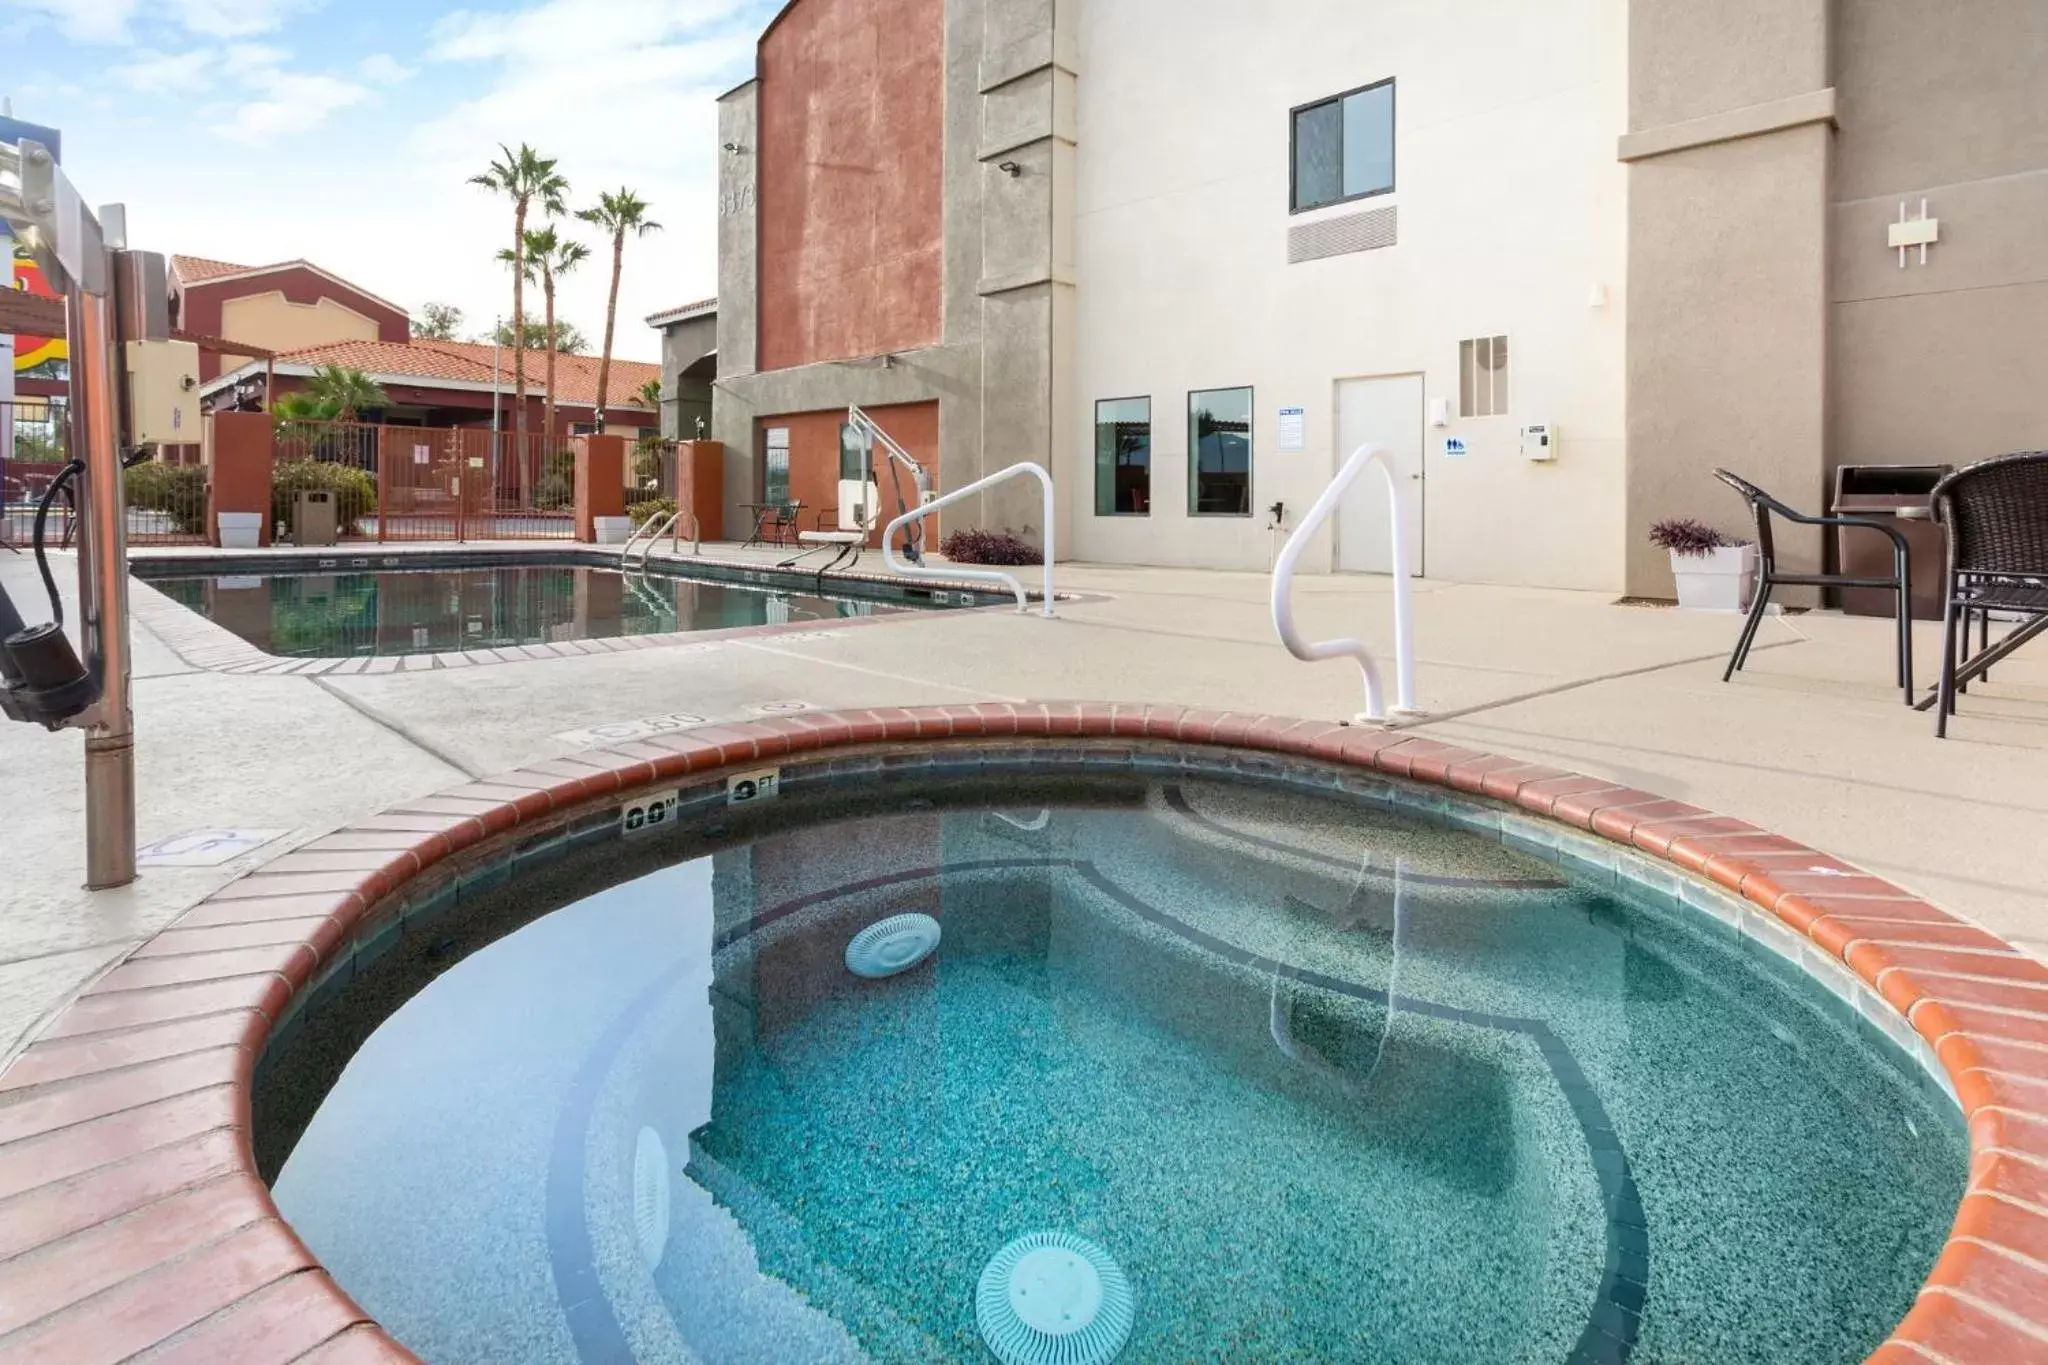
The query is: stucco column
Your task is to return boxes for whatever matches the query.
[1622,0,1835,598]
[204,411,274,547]
[675,440,726,541]
[574,434,627,543]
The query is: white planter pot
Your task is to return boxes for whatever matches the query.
[593,515,633,545]
[217,511,262,550]
[1670,544,1757,612]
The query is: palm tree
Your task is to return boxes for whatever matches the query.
[500,226,591,441]
[301,365,389,422]
[576,188,661,430]
[635,377,663,411]
[470,143,567,483]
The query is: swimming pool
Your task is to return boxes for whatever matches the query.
[258,760,1966,1364]
[144,561,917,658]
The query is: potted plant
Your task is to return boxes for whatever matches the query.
[1650,518,1756,611]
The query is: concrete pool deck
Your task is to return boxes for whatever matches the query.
[3,540,2045,1068]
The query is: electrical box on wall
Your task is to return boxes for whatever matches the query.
[123,340,202,447]
[1521,422,1556,462]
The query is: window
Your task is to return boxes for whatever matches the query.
[1188,387,1253,516]
[1459,336,1510,417]
[763,426,791,504]
[1094,397,1151,515]
[1292,79,1394,213]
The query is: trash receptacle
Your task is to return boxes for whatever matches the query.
[293,489,338,547]
[1832,464,1950,620]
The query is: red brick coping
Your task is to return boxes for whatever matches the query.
[1,703,2043,1363]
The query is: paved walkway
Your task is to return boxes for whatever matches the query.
[4,544,2043,1065]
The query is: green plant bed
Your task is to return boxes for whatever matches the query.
[273,460,377,536]
[626,497,676,527]
[533,450,576,512]
[124,462,208,535]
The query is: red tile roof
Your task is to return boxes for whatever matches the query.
[170,254,255,283]
[259,338,663,409]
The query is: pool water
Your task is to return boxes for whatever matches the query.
[267,779,1966,1365]
[149,563,911,657]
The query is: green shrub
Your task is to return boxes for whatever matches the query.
[627,497,676,527]
[533,449,576,511]
[272,460,376,536]
[123,461,207,535]
[631,438,667,494]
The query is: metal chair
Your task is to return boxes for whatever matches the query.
[1926,451,2048,737]
[764,500,803,546]
[1712,468,1914,702]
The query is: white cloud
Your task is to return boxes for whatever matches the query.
[13,0,139,44]
[221,42,293,72]
[357,53,416,84]
[211,69,370,144]
[11,0,318,45]
[429,0,740,64]
[173,0,319,40]
[108,48,216,95]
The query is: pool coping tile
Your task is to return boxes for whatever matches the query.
[0,701,2035,1364]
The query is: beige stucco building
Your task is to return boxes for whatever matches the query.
[706,0,2048,594]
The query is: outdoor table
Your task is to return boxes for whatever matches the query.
[738,502,797,548]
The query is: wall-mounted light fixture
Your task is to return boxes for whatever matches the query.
[997,160,1022,178]
[722,142,746,154]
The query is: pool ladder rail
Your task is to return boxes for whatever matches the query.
[621,507,700,571]
[1270,441,1421,725]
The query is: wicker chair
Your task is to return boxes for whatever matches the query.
[1712,468,1915,702]
[1928,451,2048,737]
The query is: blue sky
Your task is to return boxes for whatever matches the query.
[2,0,782,360]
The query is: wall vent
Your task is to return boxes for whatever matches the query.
[1288,204,1397,264]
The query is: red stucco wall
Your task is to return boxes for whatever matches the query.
[755,400,937,545]
[756,0,945,372]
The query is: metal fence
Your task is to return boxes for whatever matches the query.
[5,398,213,548]
[2,397,71,549]
[273,421,578,542]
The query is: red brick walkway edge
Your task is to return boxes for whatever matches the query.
[1,703,2043,1364]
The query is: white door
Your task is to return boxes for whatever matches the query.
[1334,374,1425,575]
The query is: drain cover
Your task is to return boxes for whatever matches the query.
[977,1231,1134,1365]
[844,913,942,979]
[633,1127,671,1270]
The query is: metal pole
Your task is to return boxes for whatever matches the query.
[68,251,134,888]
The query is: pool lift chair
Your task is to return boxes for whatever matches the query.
[781,406,934,578]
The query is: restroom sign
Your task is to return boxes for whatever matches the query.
[1443,436,1468,458]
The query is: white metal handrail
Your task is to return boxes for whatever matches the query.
[1271,442,1417,722]
[882,462,1056,616]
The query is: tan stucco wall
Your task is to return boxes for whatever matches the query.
[1625,129,1831,591]
[218,293,379,378]
[1629,0,1827,129]
[1622,0,1831,596]
[1828,0,2048,476]
[1071,0,1629,588]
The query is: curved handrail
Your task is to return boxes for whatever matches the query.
[1271,442,1417,722]
[1269,855,1408,1095]
[882,462,1056,616]
[622,507,699,570]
